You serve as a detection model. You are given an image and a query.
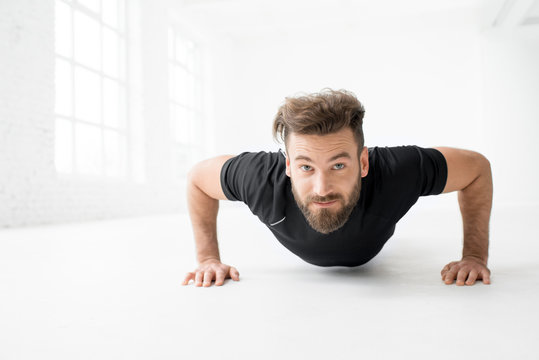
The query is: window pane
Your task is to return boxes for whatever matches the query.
[192,47,200,76]
[104,130,125,177]
[118,83,126,127]
[55,58,73,116]
[170,104,180,143]
[189,110,197,142]
[174,35,188,64]
[74,10,100,70]
[102,0,118,28]
[170,65,189,105]
[195,80,202,110]
[171,104,192,145]
[117,0,125,31]
[185,73,195,108]
[103,78,119,128]
[118,36,126,81]
[77,0,100,14]
[186,41,195,72]
[76,122,102,175]
[168,66,176,102]
[103,27,119,77]
[55,0,72,57]
[174,149,192,178]
[55,117,73,173]
[168,27,174,60]
[74,66,101,123]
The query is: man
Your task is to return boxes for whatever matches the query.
[182,89,492,288]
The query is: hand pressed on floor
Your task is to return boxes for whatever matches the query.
[441,256,491,286]
[182,258,240,287]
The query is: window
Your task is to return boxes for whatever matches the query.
[168,27,202,178]
[54,0,128,178]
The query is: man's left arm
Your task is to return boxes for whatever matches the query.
[433,147,493,286]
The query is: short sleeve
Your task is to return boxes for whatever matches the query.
[220,151,288,224]
[371,145,447,221]
[415,146,448,196]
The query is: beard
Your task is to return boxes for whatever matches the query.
[291,175,362,235]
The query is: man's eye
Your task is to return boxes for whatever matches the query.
[300,165,312,171]
[334,163,345,170]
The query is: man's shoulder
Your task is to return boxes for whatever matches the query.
[367,145,425,166]
[368,145,420,154]
[232,150,285,161]
[229,150,286,174]
[223,149,288,190]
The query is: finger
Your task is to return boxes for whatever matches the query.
[215,270,226,286]
[203,270,215,287]
[443,269,456,284]
[230,267,240,281]
[182,272,194,285]
[481,268,491,284]
[466,269,479,286]
[195,271,204,287]
[441,265,449,277]
[441,267,452,278]
[456,269,468,286]
[441,262,458,277]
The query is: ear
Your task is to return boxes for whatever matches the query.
[360,146,369,178]
[285,155,291,177]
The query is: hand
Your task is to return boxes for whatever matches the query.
[441,256,491,286]
[182,258,240,287]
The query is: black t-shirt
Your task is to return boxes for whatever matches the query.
[220,146,447,267]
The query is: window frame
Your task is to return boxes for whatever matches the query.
[54,0,130,181]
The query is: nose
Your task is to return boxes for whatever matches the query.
[313,171,333,198]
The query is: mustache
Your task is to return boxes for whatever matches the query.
[307,194,343,203]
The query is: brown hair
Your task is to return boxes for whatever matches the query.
[272,88,365,152]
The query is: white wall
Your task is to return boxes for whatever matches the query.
[481,30,539,207]
[208,4,539,211]
[212,29,484,153]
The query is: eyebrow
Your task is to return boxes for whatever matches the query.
[294,152,352,163]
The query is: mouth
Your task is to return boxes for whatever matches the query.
[312,200,338,208]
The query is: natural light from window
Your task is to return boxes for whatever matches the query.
[54,0,128,179]
[168,27,202,179]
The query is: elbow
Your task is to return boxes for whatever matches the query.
[186,163,202,188]
[471,152,493,192]
[475,152,492,173]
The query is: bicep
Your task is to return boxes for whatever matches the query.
[188,155,235,200]
[433,147,490,194]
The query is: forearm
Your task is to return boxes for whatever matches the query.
[187,179,221,264]
[457,159,493,265]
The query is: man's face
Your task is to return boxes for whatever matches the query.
[285,127,369,234]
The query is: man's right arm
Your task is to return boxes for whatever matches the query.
[182,155,241,287]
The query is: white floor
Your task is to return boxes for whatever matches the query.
[1,202,538,360]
